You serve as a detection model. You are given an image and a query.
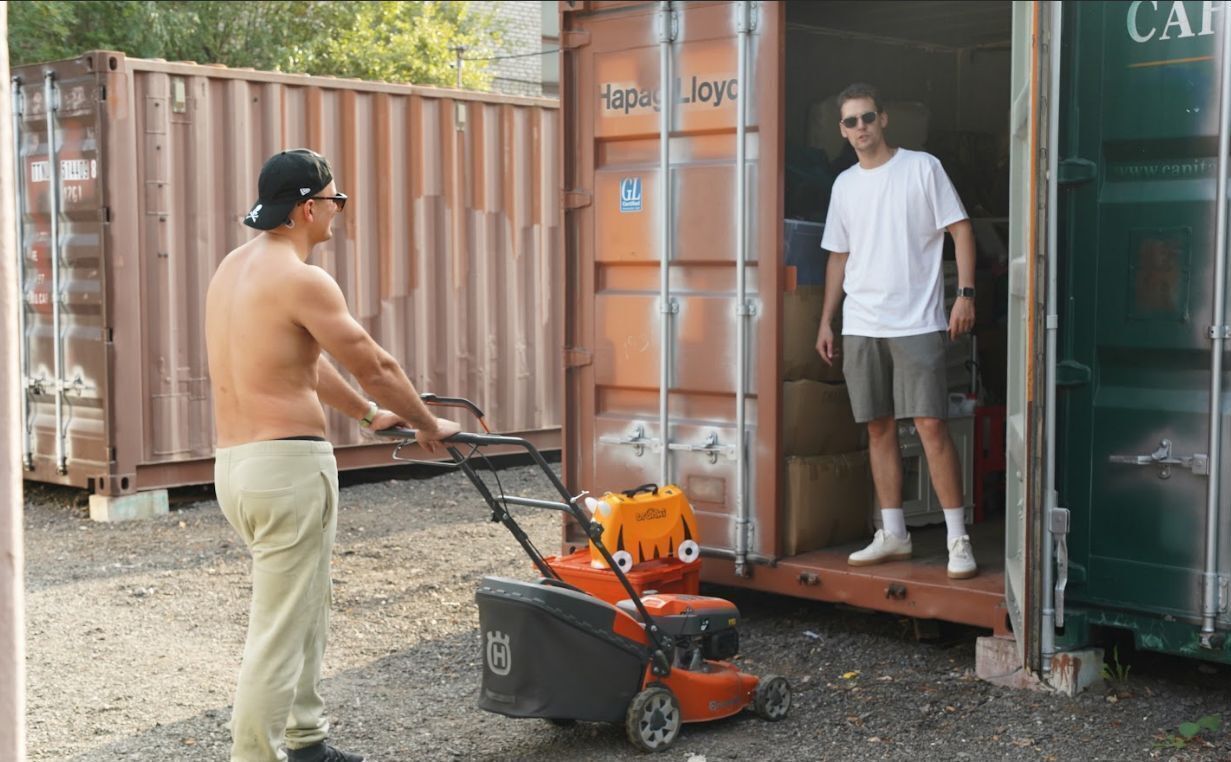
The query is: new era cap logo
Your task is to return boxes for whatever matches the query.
[300,187,311,196]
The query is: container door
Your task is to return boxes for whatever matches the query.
[1005,0,1050,674]
[1057,1,1229,627]
[16,63,112,484]
[562,1,785,560]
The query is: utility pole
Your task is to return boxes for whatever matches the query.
[0,3,26,759]
[452,45,466,89]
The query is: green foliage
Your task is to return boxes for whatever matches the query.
[9,1,165,65]
[8,1,501,89]
[1155,714,1221,750]
[293,1,501,88]
[1100,645,1131,683]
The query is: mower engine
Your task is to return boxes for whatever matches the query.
[617,594,741,670]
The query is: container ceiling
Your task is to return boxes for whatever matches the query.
[786,1,1013,51]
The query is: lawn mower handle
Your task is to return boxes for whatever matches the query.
[375,423,680,667]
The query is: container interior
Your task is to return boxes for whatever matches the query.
[779,0,1013,605]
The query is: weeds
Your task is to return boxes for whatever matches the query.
[1100,645,1131,683]
[1153,715,1222,750]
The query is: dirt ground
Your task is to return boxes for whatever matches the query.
[22,458,1231,761]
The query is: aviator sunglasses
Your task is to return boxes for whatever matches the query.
[840,111,879,129]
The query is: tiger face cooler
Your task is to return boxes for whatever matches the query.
[544,484,702,605]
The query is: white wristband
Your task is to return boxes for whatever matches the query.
[359,400,379,429]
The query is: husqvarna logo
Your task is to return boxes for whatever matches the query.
[620,177,642,213]
[486,630,512,676]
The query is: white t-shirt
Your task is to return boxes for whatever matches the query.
[820,148,967,337]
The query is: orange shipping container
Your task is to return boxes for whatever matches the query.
[14,51,562,496]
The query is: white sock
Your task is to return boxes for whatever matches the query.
[880,508,907,540]
[943,508,967,541]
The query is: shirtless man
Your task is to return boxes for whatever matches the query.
[205,148,459,762]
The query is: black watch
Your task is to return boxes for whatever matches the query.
[956,287,976,299]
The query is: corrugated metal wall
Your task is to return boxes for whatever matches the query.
[15,52,561,494]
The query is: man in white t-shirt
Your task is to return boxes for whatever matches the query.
[816,83,979,579]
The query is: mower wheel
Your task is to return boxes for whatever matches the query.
[625,685,681,753]
[753,674,791,721]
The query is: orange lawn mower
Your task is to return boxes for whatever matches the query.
[379,394,792,753]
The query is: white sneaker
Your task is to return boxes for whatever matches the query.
[947,535,978,579]
[847,529,912,567]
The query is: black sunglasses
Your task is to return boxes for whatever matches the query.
[840,111,879,129]
[305,192,348,211]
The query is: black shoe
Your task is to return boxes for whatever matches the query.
[287,742,365,762]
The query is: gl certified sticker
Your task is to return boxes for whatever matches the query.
[620,177,642,213]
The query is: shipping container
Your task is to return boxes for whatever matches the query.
[559,0,1231,684]
[14,51,562,496]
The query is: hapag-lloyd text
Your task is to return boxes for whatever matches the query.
[600,75,739,115]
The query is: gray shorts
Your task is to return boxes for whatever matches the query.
[842,332,949,423]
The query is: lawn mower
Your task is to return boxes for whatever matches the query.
[379,394,791,753]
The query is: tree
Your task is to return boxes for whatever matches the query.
[8,1,501,89]
[8,1,165,66]
[293,1,501,89]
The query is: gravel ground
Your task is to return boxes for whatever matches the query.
[23,459,1231,762]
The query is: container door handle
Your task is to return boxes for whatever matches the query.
[599,424,657,457]
[1108,439,1209,479]
[1050,506,1070,628]
[666,432,737,463]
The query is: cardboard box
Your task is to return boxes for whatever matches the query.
[783,450,873,556]
[782,380,862,456]
[783,286,845,383]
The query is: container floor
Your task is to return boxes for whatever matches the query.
[703,519,1010,634]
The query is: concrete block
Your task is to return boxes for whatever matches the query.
[976,635,1104,697]
[1048,648,1106,697]
[89,490,169,522]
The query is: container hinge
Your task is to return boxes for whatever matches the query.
[1219,575,1230,614]
[1050,505,1070,628]
[667,431,737,464]
[657,4,678,43]
[1209,325,1231,340]
[736,300,757,317]
[1108,439,1209,479]
[736,1,759,33]
[599,424,658,457]
[661,297,679,315]
[1058,157,1097,186]
[1056,360,1092,387]
[559,29,591,50]
[563,346,593,368]
[562,189,592,210]
[99,206,111,223]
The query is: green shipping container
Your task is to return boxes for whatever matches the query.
[1054,0,1231,662]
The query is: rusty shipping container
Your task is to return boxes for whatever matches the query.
[14,51,562,496]
[560,0,1231,688]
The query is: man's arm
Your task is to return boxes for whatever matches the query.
[815,251,849,365]
[315,355,371,423]
[291,266,452,442]
[947,219,976,340]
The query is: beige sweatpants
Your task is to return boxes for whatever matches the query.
[215,439,339,762]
